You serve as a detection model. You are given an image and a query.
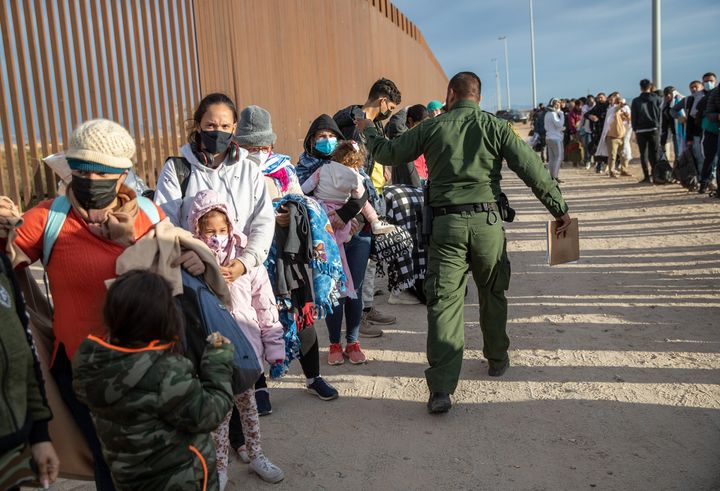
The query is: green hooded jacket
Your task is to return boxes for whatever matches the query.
[0,252,52,454]
[73,336,234,491]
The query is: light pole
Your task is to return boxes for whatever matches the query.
[492,58,502,112]
[498,36,511,109]
[529,0,537,109]
[652,0,662,88]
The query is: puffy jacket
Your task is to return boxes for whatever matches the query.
[631,92,662,132]
[0,253,52,453]
[187,190,285,368]
[73,336,234,491]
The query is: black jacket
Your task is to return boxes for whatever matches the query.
[631,92,662,132]
[333,105,386,175]
[302,113,345,158]
[679,94,700,139]
[704,86,720,126]
[385,109,420,187]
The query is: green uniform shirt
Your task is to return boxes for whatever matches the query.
[363,99,569,217]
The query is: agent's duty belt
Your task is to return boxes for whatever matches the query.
[432,202,498,216]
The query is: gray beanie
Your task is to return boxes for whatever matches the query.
[235,105,277,146]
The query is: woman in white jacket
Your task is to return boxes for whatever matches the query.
[544,98,565,180]
[154,93,274,279]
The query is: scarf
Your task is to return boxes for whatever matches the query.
[266,194,345,319]
[260,153,296,193]
[67,184,139,247]
[296,151,327,185]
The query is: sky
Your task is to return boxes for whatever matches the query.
[393,0,720,111]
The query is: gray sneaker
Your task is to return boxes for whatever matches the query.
[359,316,383,337]
[363,307,396,325]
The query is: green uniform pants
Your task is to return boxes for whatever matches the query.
[424,210,511,393]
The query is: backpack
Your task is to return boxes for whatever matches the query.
[565,138,584,164]
[606,109,626,139]
[42,195,261,393]
[673,148,699,190]
[652,151,674,185]
[141,157,191,201]
[178,270,262,394]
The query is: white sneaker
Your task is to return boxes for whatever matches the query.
[249,454,285,483]
[371,220,395,234]
[388,289,421,305]
[236,444,250,463]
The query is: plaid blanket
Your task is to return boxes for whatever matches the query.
[380,185,427,293]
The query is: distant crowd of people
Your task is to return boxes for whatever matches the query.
[528,72,720,197]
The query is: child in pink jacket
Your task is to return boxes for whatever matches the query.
[188,189,285,486]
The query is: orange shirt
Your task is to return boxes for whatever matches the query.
[14,199,164,364]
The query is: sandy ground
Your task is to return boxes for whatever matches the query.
[49,158,719,490]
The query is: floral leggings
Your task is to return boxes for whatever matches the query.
[212,389,262,477]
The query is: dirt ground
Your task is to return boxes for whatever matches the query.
[51,158,719,490]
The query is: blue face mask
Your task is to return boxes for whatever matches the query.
[314,137,338,155]
[704,81,716,91]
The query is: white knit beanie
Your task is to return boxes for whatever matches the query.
[65,119,135,170]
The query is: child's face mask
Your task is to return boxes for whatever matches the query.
[202,234,229,252]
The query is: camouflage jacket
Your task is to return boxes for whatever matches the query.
[73,335,234,491]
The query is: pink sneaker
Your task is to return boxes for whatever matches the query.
[327,343,345,365]
[344,342,367,364]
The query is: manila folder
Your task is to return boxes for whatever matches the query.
[547,218,579,266]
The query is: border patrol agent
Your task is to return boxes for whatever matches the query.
[357,72,572,414]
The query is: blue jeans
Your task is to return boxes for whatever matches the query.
[326,233,371,344]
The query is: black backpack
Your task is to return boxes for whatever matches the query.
[652,151,674,185]
[673,149,699,190]
[142,157,191,200]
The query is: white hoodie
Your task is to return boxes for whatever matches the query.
[154,143,274,268]
[544,109,565,141]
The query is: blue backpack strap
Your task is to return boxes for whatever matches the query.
[43,196,71,266]
[136,196,161,224]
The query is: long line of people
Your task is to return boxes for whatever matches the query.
[0,78,451,490]
[528,71,720,197]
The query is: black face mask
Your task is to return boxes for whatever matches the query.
[374,100,392,121]
[72,176,119,210]
[200,130,233,155]
[375,109,392,121]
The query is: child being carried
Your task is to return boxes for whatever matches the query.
[301,140,394,242]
